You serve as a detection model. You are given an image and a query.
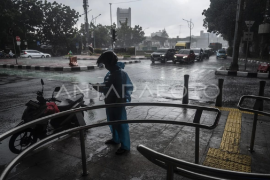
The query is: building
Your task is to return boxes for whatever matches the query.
[195,31,228,48]
[151,29,169,38]
[117,8,131,27]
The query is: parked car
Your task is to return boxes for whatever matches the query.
[151,48,176,63]
[173,49,195,64]
[191,48,204,61]
[21,50,51,58]
[203,48,213,59]
[216,49,227,59]
[257,63,270,73]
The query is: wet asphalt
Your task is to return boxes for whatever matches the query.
[0,56,269,135]
[0,56,270,175]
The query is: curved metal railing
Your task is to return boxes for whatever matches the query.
[0,103,221,180]
[238,95,270,116]
[137,145,270,180]
[238,95,270,152]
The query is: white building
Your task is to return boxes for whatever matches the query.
[117,8,131,27]
[195,31,229,48]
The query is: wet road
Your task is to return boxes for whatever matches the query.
[0,55,270,170]
[0,56,269,131]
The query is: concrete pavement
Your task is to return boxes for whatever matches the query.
[1,106,270,180]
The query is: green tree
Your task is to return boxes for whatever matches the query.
[161,29,169,38]
[115,19,145,47]
[0,0,43,50]
[202,0,267,55]
[37,1,79,55]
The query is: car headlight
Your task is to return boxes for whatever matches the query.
[174,55,177,58]
[161,54,165,57]
[183,56,187,58]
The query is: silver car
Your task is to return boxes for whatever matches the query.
[21,50,51,58]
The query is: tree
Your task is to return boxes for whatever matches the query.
[37,1,79,55]
[115,19,145,47]
[0,0,43,50]
[202,0,267,55]
[90,23,111,48]
[161,29,169,38]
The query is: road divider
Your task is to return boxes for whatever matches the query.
[0,60,141,72]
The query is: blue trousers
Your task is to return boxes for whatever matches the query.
[106,107,130,150]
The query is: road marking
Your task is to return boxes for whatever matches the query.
[203,107,251,172]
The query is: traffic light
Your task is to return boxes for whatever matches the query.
[112,29,117,42]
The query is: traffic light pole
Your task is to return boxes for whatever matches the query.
[12,37,18,64]
[244,27,251,71]
[111,29,114,51]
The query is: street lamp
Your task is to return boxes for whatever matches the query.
[183,19,194,45]
[91,14,101,48]
[143,27,149,31]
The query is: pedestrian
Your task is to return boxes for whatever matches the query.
[91,51,133,155]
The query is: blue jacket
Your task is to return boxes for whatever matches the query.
[103,62,133,103]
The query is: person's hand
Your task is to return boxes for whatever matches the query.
[90,83,100,91]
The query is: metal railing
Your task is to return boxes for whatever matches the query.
[238,95,270,152]
[0,103,221,180]
[137,145,270,180]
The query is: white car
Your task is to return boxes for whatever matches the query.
[21,50,51,58]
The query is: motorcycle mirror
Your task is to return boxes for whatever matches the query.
[54,87,60,92]
[41,79,44,85]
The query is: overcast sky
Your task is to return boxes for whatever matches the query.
[46,0,211,38]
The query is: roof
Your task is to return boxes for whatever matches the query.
[175,42,189,46]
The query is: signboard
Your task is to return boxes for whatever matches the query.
[37,41,41,46]
[16,36,21,41]
[16,41,21,46]
[245,21,254,28]
[243,32,254,41]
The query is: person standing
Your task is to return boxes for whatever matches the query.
[91,51,133,155]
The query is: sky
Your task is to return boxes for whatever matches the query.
[45,0,211,38]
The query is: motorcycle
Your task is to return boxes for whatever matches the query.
[9,79,86,154]
[0,51,5,58]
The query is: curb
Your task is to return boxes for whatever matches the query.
[63,57,150,60]
[215,66,270,79]
[0,60,141,72]
[238,58,270,65]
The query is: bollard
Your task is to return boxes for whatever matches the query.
[215,79,224,107]
[249,81,266,152]
[182,75,189,104]
[79,130,88,176]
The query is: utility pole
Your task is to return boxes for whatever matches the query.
[183,19,194,46]
[208,33,209,46]
[109,3,112,26]
[83,0,89,47]
[109,3,113,50]
[230,0,245,71]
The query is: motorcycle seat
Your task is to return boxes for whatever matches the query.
[57,94,83,112]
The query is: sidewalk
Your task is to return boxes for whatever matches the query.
[215,58,270,79]
[0,58,142,72]
[1,105,270,180]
